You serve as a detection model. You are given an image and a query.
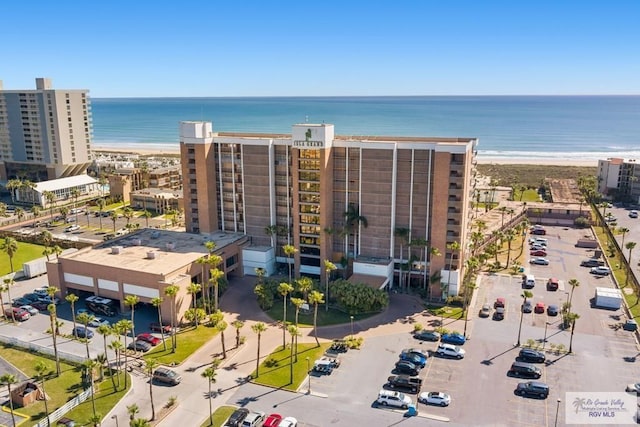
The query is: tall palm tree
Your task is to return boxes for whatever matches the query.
[283,244,298,284]
[567,312,580,353]
[130,419,150,427]
[323,260,336,312]
[444,241,461,300]
[96,198,106,229]
[287,325,300,384]
[394,227,410,291]
[265,225,279,249]
[164,285,179,351]
[187,282,202,327]
[82,358,99,418]
[251,322,267,377]
[97,324,118,390]
[34,361,51,426]
[141,209,152,228]
[151,297,167,351]
[43,190,56,219]
[47,304,61,375]
[202,366,217,426]
[66,294,80,339]
[15,207,25,223]
[145,359,159,420]
[30,205,41,227]
[195,256,209,307]
[290,297,305,360]
[216,320,228,359]
[504,229,516,267]
[208,256,224,312]
[123,206,134,225]
[3,277,16,322]
[516,290,534,346]
[71,188,81,224]
[109,210,118,232]
[278,282,294,349]
[627,241,637,288]
[344,204,368,258]
[76,312,95,359]
[295,276,313,300]
[5,179,22,204]
[124,295,140,349]
[308,290,324,347]
[0,373,18,427]
[115,319,133,388]
[108,340,123,389]
[231,320,244,348]
[568,278,580,308]
[409,237,429,287]
[1,236,19,273]
[619,227,630,251]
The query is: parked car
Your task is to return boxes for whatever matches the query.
[479,303,492,317]
[128,340,152,352]
[241,411,265,427]
[529,257,550,265]
[377,389,413,409]
[262,414,283,427]
[402,348,429,358]
[626,383,640,394]
[493,307,505,320]
[530,244,547,251]
[591,266,611,276]
[65,224,80,232]
[399,352,426,368]
[4,307,30,321]
[418,391,451,407]
[546,278,559,291]
[22,293,41,303]
[19,305,39,316]
[395,361,420,376]
[152,367,182,385]
[531,228,547,235]
[414,330,441,342]
[12,297,32,307]
[522,301,533,313]
[88,317,110,328]
[278,417,298,427]
[534,302,545,314]
[386,375,422,393]
[547,304,559,316]
[518,348,546,363]
[150,322,172,334]
[38,295,60,305]
[623,320,638,331]
[581,258,605,267]
[509,361,542,379]
[515,381,549,398]
[31,301,49,311]
[33,287,49,296]
[494,298,505,309]
[530,250,547,257]
[630,210,638,218]
[137,333,162,346]
[441,332,466,345]
[224,407,249,427]
[72,326,94,339]
[435,343,466,359]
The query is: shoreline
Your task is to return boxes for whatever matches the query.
[92,145,599,167]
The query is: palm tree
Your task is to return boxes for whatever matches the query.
[124,294,140,350]
[296,276,313,301]
[0,280,7,320]
[568,278,580,308]
[287,325,300,384]
[394,227,410,291]
[209,258,224,312]
[127,403,140,420]
[344,204,368,258]
[109,210,118,232]
[627,241,637,288]
[15,207,24,223]
[96,198,106,229]
[265,225,279,249]
[283,244,298,284]
[30,205,41,227]
[66,294,80,339]
[619,227,630,251]
[145,359,159,420]
[164,285,179,351]
[0,373,18,427]
[202,366,217,425]
[123,206,134,225]
[278,282,294,348]
[108,340,123,389]
[323,259,336,312]
[187,282,202,327]
[217,320,228,359]
[97,324,118,390]
[443,241,461,300]
[52,245,63,260]
[76,312,95,359]
[504,229,516,267]
[5,179,22,204]
[3,277,16,322]
[34,361,51,426]
[43,190,56,219]
[567,312,580,353]
[130,419,150,427]
[47,304,61,375]
[251,322,267,377]
[516,290,534,346]
[151,297,167,351]
[308,290,324,347]
[290,297,305,360]
[81,359,99,418]
[195,256,209,305]
[115,319,133,388]
[1,236,19,273]
[231,320,244,348]
[70,188,81,224]
[141,209,152,228]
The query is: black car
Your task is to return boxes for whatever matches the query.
[127,340,152,352]
[515,381,549,399]
[394,361,420,376]
[521,301,533,313]
[12,297,32,307]
[414,330,441,342]
[72,326,94,339]
[31,301,50,311]
[22,293,41,303]
[518,348,546,363]
[224,407,249,427]
[493,307,505,320]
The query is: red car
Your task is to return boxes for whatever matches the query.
[136,333,162,346]
[534,302,545,314]
[263,413,283,427]
[494,297,506,309]
[530,250,547,257]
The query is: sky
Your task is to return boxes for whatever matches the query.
[1,1,639,97]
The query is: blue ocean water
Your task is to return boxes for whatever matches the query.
[90,96,640,161]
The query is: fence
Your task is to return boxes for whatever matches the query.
[32,386,93,427]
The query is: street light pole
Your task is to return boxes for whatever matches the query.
[543,322,550,349]
[350,316,354,337]
[111,415,119,427]
[306,357,311,394]
[554,398,562,427]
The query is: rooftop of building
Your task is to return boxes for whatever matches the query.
[34,175,97,192]
[59,229,246,275]
[214,131,476,144]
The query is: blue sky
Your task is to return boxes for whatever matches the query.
[2,1,639,97]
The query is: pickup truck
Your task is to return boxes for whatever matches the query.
[386,375,422,393]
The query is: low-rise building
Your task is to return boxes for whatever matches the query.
[130,188,183,213]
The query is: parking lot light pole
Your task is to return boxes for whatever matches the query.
[111,415,119,427]
[554,398,562,427]
[350,316,354,337]
[306,357,311,394]
[543,322,550,349]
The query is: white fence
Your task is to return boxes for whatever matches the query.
[0,335,87,365]
[33,386,93,427]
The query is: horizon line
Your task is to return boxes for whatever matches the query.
[90,94,640,100]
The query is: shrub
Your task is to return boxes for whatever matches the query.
[413,323,423,332]
[166,396,177,408]
[264,357,279,368]
[446,296,464,307]
[329,279,390,314]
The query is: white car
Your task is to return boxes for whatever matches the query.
[19,305,39,316]
[436,343,466,359]
[529,257,550,265]
[377,389,413,409]
[626,383,640,393]
[38,295,60,305]
[33,287,49,297]
[591,266,611,276]
[88,317,110,328]
[65,224,80,232]
[418,391,451,407]
[278,417,298,427]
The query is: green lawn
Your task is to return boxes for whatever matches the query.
[252,342,331,391]
[265,300,377,327]
[63,372,129,424]
[200,405,237,427]
[513,189,541,202]
[143,324,219,365]
[425,305,465,320]
[0,344,130,423]
[1,241,46,276]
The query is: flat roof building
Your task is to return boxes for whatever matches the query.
[180,121,478,299]
[598,158,640,203]
[0,78,93,181]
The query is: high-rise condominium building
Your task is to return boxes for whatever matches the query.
[598,158,640,203]
[0,78,93,181]
[180,121,478,298]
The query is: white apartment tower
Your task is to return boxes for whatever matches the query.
[0,78,93,181]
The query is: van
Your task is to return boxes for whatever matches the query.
[509,361,542,379]
[377,389,412,409]
[523,274,536,289]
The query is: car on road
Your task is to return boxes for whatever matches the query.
[137,333,162,346]
[19,305,39,316]
[262,414,282,427]
[224,407,250,427]
[479,303,491,317]
[493,307,505,320]
[399,352,426,368]
[591,266,611,276]
[127,340,152,352]
[547,304,559,316]
[88,317,110,328]
[518,348,546,363]
[152,367,182,385]
[441,332,466,345]
[278,417,298,427]
[529,257,550,265]
[4,307,30,321]
[626,383,640,394]
[546,278,559,291]
[521,301,533,313]
[72,326,94,339]
[241,411,265,427]
[515,381,549,398]
[414,330,441,341]
[65,224,80,232]
[581,258,605,267]
[530,249,547,257]
[150,322,172,334]
[436,343,466,359]
[418,391,451,407]
[394,361,421,376]
[377,389,413,409]
[534,302,545,314]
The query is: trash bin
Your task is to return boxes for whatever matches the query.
[405,404,418,417]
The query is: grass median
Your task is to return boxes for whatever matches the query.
[252,342,331,391]
[200,405,236,427]
[143,323,219,365]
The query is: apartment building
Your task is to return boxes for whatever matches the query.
[180,121,477,299]
[598,158,640,203]
[0,78,93,181]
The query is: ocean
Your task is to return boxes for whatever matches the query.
[90,96,640,161]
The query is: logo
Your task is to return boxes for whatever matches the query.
[565,392,636,424]
[305,128,312,142]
